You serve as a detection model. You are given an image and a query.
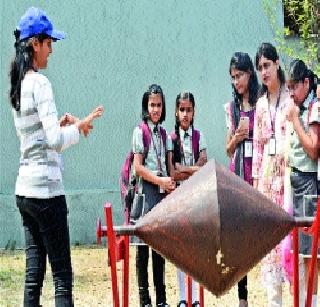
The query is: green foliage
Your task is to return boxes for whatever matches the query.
[263,0,319,75]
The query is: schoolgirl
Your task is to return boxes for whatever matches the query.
[10,7,103,306]
[131,84,175,307]
[286,59,319,307]
[167,91,207,307]
[224,52,259,307]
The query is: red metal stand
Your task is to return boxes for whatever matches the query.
[97,203,205,306]
[293,196,320,307]
[96,203,130,307]
[186,275,204,307]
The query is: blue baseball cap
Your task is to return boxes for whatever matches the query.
[17,7,65,41]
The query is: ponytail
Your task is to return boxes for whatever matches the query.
[9,30,34,111]
[9,32,49,111]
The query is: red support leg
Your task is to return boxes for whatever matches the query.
[105,203,120,307]
[305,197,320,307]
[187,275,192,307]
[122,208,130,307]
[199,285,204,307]
[293,227,299,307]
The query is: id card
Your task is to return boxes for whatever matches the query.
[244,140,253,158]
[159,186,165,194]
[157,171,165,194]
[268,137,276,156]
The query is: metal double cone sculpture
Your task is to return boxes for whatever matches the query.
[134,159,295,296]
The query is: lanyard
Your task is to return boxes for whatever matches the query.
[150,125,163,173]
[267,87,281,135]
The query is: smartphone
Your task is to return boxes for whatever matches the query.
[238,116,249,133]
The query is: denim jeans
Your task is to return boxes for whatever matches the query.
[16,195,73,307]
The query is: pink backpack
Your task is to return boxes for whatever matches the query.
[119,121,166,211]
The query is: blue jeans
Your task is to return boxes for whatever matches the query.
[16,195,73,307]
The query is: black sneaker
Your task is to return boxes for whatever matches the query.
[192,301,200,307]
[157,303,169,307]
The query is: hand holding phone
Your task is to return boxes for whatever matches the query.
[238,116,249,133]
[233,116,249,145]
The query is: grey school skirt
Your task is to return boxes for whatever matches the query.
[291,169,319,256]
[130,180,166,245]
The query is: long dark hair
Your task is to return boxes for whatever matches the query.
[173,92,195,163]
[255,42,285,95]
[288,59,318,98]
[229,52,259,107]
[141,84,166,123]
[9,30,48,111]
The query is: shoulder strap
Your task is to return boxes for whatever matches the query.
[170,131,177,141]
[307,97,316,122]
[170,130,181,164]
[159,126,167,148]
[192,129,200,163]
[139,121,151,160]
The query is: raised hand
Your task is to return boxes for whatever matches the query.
[80,106,104,136]
[78,105,104,137]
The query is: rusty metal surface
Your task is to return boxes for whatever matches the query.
[132,159,295,296]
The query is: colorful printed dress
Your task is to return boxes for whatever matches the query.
[252,89,291,286]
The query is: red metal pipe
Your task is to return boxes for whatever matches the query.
[199,285,204,307]
[305,197,320,307]
[105,203,120,307]
[122,208,130,307]
[187,275,192,307]
[293,228,299,307]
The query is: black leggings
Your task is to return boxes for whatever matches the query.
[136,245,166,305]
[238,275,248,300]
[16,195,73,307]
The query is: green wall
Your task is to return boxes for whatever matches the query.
[0,0,279,247]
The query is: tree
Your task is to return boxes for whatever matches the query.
[263,0,319,75]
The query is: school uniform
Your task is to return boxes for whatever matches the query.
[131,119,168,306]
[288,93,319,256]
[167,126,206,305]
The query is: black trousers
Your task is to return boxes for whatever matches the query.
[136,245,166,305]
[16,195,73,307]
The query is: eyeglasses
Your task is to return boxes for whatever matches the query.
[231,71,246,83]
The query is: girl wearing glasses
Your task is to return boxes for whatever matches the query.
[167,92,207,307]
[252,43,290,306]
[224,52,259,307]
[286,59,319,307]
[132,84,175,307]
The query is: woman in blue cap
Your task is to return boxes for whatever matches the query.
[9,7,103,306]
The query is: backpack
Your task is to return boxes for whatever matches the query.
[119,121,167,213]
[170,128,200,164]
